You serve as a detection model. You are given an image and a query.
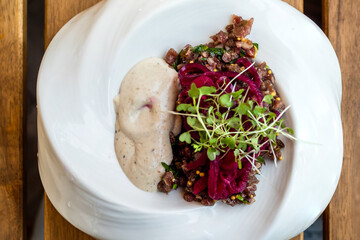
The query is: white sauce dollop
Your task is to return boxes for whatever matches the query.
[114,57,181,192]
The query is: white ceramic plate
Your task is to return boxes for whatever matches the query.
[37,0,342,239]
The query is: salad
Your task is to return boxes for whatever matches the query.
[157,15,293,206]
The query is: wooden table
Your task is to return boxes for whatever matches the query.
[1,0,359,239]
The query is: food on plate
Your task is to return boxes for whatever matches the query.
[157,15,294,206]
[113,58,181,192]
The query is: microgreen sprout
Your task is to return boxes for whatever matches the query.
[170,68,294,170]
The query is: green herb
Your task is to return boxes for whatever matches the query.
[257,156,265,163]
[172,184,178,189]
[191,44,226,57]
[262,94,274,104]
[191,44,209,53]
[253,42,259,50]
[230,58,239,64]
[173,49,183,71]
[161,162,178,177]
[179,132,191,144]
[236,195,248,204]
[208,47,225,56]
[239,49,246,57]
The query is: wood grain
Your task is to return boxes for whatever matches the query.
[45,195,94,240]
[44,1,100,238]
[290,232,304,240]
[45,0,101,47]
[44,0,304,239]
[0,0,26,239]
[323,0,360,239]
[283,0,304,12]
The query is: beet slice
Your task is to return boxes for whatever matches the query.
[185,151,208,171]
[235,58,261,88]
[193,177,208,195]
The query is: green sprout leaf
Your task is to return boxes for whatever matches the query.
[228,117,241,129]
[221,137,236,149]
[230,89,244,99]
[267,112,276,120]
[192,143,203,152]
[179,132,191,144]
[177,103,192,112]
[236,103,251,115]
[253,105,266,116]
[268,130,276,140]
[207,148,220,161]
[287,127,294,135]
[187,117,197,127]
[238,141,247,151]
[209,138,218,145]
[199,86,217,95]
[251,136,260,150]
[253,42,259,50]
[171,60,293,168]
[219,94,233,108]
[257,156,265,163]
[188,83,200,98]
[263,95,274,104]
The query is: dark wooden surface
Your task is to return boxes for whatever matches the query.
[0,0,26,239]
[322,0,360,239]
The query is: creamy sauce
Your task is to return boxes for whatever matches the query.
[114,58,181,192]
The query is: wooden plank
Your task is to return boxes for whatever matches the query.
[283,0,304,12]
[44,0,304,239]
[323,0,360,239]
[0,0,26,239]
[290,232,304,240]
[44,1,100,238]
[45,0,101,47]
[282,1,304,239]
[44,195,93,240]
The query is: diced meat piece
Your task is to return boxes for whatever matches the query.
[184,192,195,202]
[233,18,254,38]
[245,47,255,58]
[225,24,234,33]
[226,63,242,72]
[206,56,221,70]
[157,171,174,193]
[179,146,192,158]
[231,14,243,24]
[210,30,229,44]
[222,52,232,63]
[262,80,276,96]
[201,51,210,58]
[276,139,285,148]
[235,40,253,50]
[164,48,178,66]
[272,98,285,112]
[201,198,215,206]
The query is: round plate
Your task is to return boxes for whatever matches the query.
[37,0,342,239]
